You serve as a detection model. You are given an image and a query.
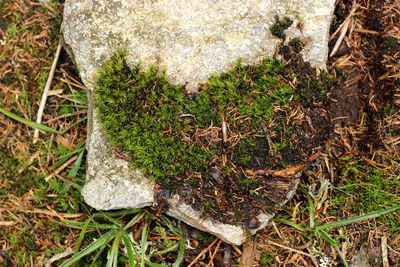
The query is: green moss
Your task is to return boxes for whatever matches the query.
[270,15,293,39]
[296,70,333,108]
[95,51,297,190]
[0,145,45,196]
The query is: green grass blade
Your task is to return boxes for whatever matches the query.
[140,223,148,267]
[90,242,108,267]
[316,205,400,231]
[107,231,121,267]
[306,192,315,228]
[61,149,85,193]
[121,229,139,266]
[73,215,94,266]
[60,229,117,267]
[98,210,123,228]
[124,210,145,230]
[145,261,167,267]
[0,107,61,134]
[318,229,336,246]
[60,117,87,135]
[54,140,86,168]
[60,220,116,230]
[319,230,349,267]
[94,208,142,220]
[160,216,185,267]
[174,234,185,267]
[273,218,306,232]
[157,243,179,255]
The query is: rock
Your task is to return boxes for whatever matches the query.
[61,0,335,245]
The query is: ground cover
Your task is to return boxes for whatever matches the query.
[94,46,332,226]
[0,0,399,266]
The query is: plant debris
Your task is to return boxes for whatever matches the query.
[95,41,333,226]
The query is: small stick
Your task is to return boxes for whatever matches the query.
[221,113,227,143]
[44,247,73,267]
[45,155,78,182]
[260,122,275,157]
[33,43,62,143]
[382,236,389,267]
[266,239,313,258]
[188,238,218,267]
[207,239,222,267]
[330,19,350,58]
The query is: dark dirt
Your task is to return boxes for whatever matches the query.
[171,40,333,226]
[328,0,400,156]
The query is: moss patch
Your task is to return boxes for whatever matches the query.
[270,16,293,39]
[95,46,332,225]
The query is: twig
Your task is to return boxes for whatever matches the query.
[207,239,222,267]
[44,247,73,267]
[55,174,81,189]
[45,155,78,182]
[188,238,218,267]
[266,239,319,267]
[33,43,62,143]
[382,236,389,267]
[330,19,350,58]
[260,122,275,157]
[329,0,357,42]
[221,113,227,143]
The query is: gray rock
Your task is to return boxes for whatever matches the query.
[61,0,335,245]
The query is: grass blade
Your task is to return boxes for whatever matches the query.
[73,216,94,260]
[121,229,139,266]
[316,205,400,231]
[124,210,145,230]
[60,219,116,230]
[60,229,117,267]
[273,218,306,232]
[0,107,60,134]
[160,216,185,267]
[94,208,142,220]
[107,231,121,267]
[140,223,149,267]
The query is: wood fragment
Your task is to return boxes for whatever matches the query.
[382,236,389,267]
[221,113,228,143]
[353,28,379,35]
[33,43,62,143]
[239,240,256,267]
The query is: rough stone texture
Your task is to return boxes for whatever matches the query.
[61,0,335,245]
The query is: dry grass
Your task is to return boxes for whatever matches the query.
[0,0,399,266]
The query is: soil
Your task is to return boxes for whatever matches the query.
[168,40,333,226]
[328,0,400,156]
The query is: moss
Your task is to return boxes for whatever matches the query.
[296,70,333,108]
[0,145,44,196]
[270,15,293,39]
[95,51,295,189]
[288,37,304,53]
[95,49,333,223]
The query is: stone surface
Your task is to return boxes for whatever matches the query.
[61,0,335,245]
